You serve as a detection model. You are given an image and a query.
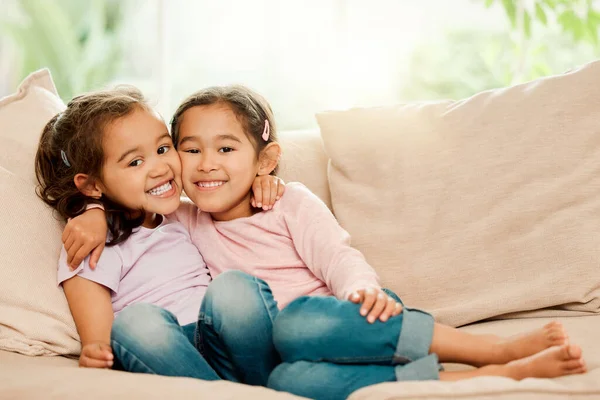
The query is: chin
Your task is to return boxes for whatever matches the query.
[152,198,181,215]
[195,205,219,213]
[193,201,228,214]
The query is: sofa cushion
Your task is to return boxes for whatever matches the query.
[318,60,600,327]
[278,129,331,210]
[3,315,597,399]
[0,350,305,399]
[0,69,79,356]
[0,69,66,184]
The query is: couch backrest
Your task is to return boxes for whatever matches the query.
[278,129,331,210]
[0,70,80,357]
[316,61,600,326]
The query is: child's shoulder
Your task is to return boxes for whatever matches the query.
[277,182,323,208]
[280,181,310,199]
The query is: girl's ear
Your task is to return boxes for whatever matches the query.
[257,142,282,176]
[74,174,103,199]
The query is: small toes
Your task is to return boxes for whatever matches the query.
[548,332,567,342]
[545,321,563,329]
[566,366,587,375]
[562,359,584,371]
[564,344,582,360]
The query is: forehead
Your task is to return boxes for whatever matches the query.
[178,104,247,141]
[103,108,169,154]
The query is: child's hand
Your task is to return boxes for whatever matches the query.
[63,209,107,270]
[79,342,114,369]
[251,176,285,211]
[349,287,402,324]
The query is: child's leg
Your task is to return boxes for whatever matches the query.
[268,356,440,400]
[274,296,568,368]
[199,270,281,386]
[268,345,585,400]
[268,345,586,400]
[430,321,567,367]
[111,303,219,380]
[439,344,586,380]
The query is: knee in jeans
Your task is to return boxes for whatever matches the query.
[272,308,306,358]
[273,297,343,358]
[111,303,179,351]
[203,271,269,324]
[206,270,259,299]
[211,270,253,286]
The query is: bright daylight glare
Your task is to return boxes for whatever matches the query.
[2,0,600,129]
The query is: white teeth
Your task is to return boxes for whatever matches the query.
[148,181,172,196]
[197,181,224,188]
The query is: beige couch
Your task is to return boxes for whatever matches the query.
[1,65,600,399]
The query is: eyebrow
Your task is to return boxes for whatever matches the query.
[117,132,171,163]
[178,134,242,146]
[216,134,242,143]
[157,132,171,143]
[178,136,198,146]
[117,147,141,163]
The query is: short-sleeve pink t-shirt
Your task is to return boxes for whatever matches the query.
[57,216,211,325]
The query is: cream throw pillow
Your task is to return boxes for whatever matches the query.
[278,129,332,210]
[0,69,79,356]
[318,61,600,327]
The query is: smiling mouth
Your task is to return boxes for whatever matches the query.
[147,180,175,196]
[195,181,226,189]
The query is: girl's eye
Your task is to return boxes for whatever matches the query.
[129,159,143,167]
[157,145,170,155]
[219,147,234,153]
[184,149,200,154]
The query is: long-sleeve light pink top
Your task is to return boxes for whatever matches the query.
[174,182,380,309]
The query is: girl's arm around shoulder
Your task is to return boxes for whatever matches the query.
[280,182,381,299]
[63,208,107,270]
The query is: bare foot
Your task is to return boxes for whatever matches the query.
[497,322,568,364]
[439,344,586,381]
[505,344,586,379]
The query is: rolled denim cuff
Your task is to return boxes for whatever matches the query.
[394,353,441,381]
[393,307,434,364]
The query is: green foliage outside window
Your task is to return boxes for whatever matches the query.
[402,0,600,101]
[1,0,123,101]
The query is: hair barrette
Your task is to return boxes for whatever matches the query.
[262,119,270,142]
[60,150,71,167]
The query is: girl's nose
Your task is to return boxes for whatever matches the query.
[150,160,171,178]
[198,152,217,172]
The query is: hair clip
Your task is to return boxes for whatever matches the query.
[262,119,270,142]
[60,150,71,167]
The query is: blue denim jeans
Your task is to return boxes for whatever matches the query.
[111,270,439,398]
[110,270,280,386]
[267,293,441,400]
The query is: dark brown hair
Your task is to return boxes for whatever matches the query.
[170,85,278,174]
[35,86,149,246]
